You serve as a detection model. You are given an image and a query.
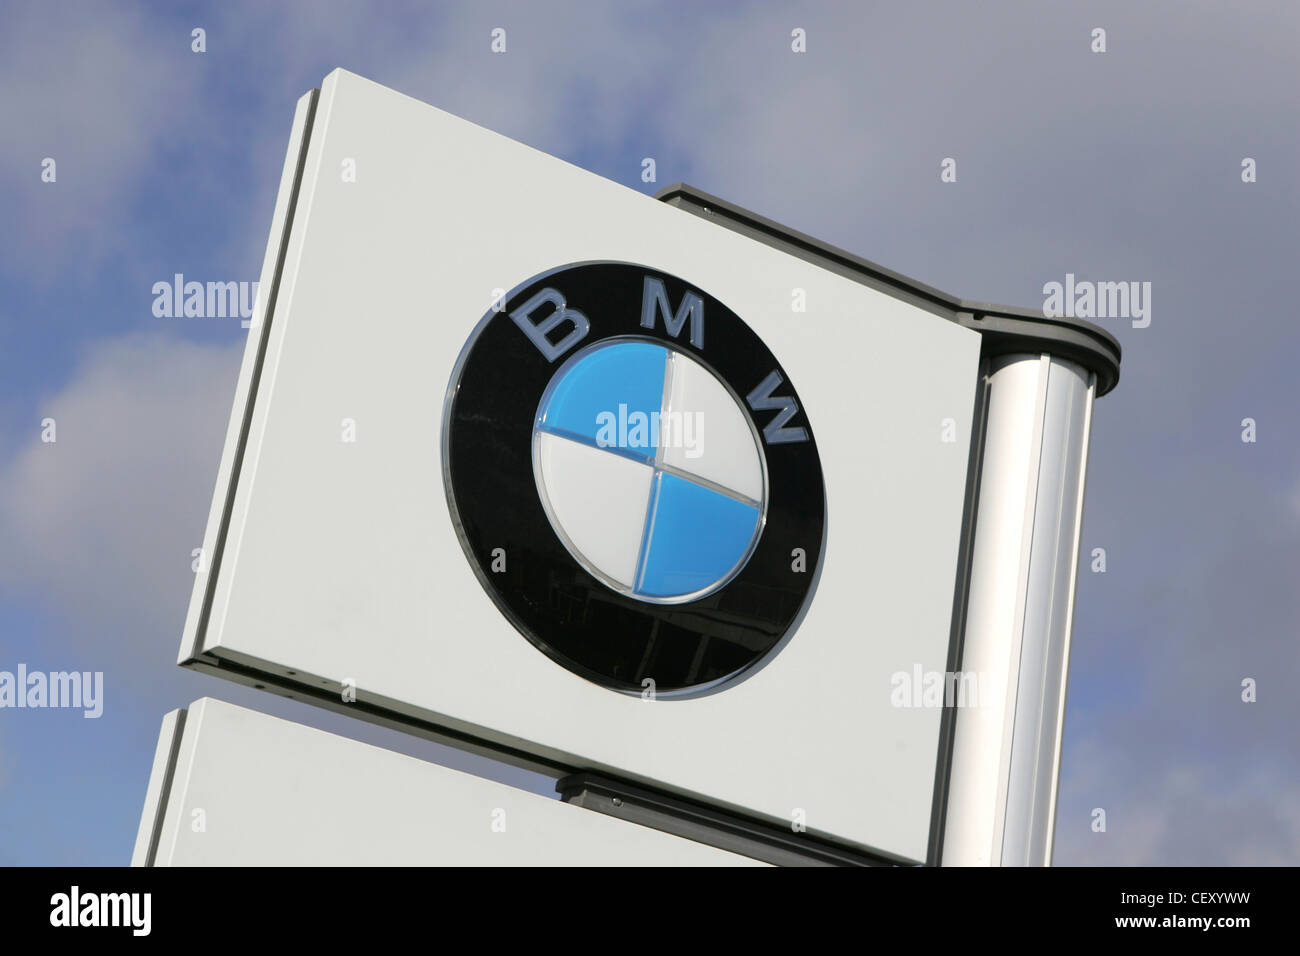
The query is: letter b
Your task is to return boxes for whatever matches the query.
[510,288,589,362]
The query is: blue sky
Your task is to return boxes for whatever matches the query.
[1,0,1298,864]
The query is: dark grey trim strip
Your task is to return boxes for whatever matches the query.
[556,772,907,867]
[926,357,992,866]
[955,310,1119,398]
[143,708,187,868]
[188,89,319,660]
[184,650,573,779]
[655,183,1121,396]
[185,648,904,864]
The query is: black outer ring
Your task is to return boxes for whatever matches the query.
[444,262,826,694]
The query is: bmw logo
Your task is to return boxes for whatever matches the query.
[443,262,825,695]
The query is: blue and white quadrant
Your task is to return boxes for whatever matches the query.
[532,340,766,603]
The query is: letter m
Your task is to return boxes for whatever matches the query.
[747,371,808,444]
[52,672,80,708]
[101,893,129,926]
[1097,281,1129,318]
[641,276,704,348]
[206,281,239,318]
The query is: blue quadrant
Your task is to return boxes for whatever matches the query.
[638,472,761,598]
[538,341,666,448]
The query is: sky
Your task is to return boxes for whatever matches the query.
[1,0,1297,865]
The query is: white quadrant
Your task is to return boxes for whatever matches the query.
[534,431,654,588]
[661,352,764,502]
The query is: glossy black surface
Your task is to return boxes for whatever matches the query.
[444,262,825,693]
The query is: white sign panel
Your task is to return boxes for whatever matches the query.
[181,69,981,863]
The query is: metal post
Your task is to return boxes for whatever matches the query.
[942,353,1096,866]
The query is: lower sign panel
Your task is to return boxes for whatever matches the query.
[133,699,760,867]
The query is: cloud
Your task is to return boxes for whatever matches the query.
[1055,734,1300,866]
[0,3,202,281]
[0,332,243,657]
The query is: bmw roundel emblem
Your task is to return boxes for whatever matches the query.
[443,262,825,695]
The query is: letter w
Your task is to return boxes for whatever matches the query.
[747,371,808,444]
